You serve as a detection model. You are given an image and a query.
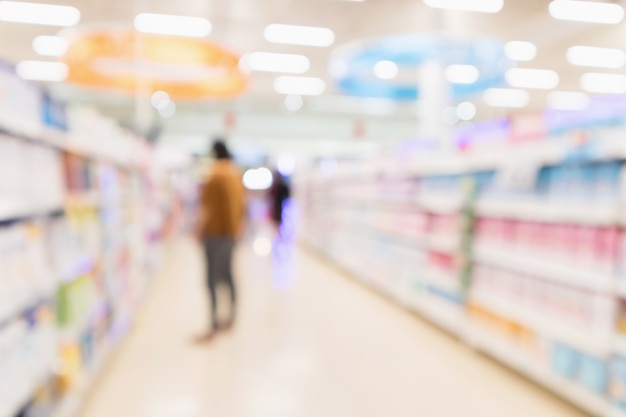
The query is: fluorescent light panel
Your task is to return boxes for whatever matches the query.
[422,0,503,13]
[374,60,398,79]
[32,36,68,57]
[264,24,335,47]
[274,76,326,95]
[134,13,212,37]
[248,52,310,74]
[547,91,590,111]
[445,65,479,84]
[0,1,80,27]
[549,0,624,24]
[17,60,68,82]
[581,72,626,94]
[505,41,537,61]
[483,88,529,108]
[506,68,559,89]
[567,46,625,69]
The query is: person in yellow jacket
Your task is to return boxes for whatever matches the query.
[195,140,245,342]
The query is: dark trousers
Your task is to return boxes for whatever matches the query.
[202,237,236,330]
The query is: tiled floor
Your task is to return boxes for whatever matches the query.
[78,235,585,417]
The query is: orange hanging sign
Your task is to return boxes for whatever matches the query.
[62,29,250,100]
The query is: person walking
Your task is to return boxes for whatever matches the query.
[195,140,245,342]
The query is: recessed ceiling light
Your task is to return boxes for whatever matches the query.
[567,46,626,69]
[457,102,477,120]
[151,91,171,110]
[274,76,326,95]
[247,52,310,74]
[445,65,480,84]
[580,73,626,94]
[422,0,503,13]
[16,60,68,82]
[264,24,335,47]
[506,68,559,90]
[159,101,177,118]
[32,35,68,57]
[0,1,80,27]
[483,88,530,108]
[547,91,590,111]
[374,60,398,80]
[134,13,212,37]
[549,0,624,24]
[505,41,537,61]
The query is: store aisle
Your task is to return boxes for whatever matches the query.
[78,236,585,417]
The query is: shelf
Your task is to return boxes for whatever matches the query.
[407,297,465,337]
[467,326,610,417]
[0,371,51,417]
[51,341,113,417]
[476,199,619,226]
[416,194,464,214]
[0,201,63,224]
[473,244,615,293]
[471,295,612,357]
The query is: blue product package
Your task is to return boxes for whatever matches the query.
[537,167,551,199]
[551,343,580,379]
[579,354,608,394]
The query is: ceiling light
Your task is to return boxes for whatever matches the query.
[374,60,398,80]
[483,88,530,108]
[134,13,212,37]
[159,101,177,118]
[248,52,310,74]
[32,35,68,57]
[504,41,537,61]
[581,72,626,94]
[283,94,303,112]
[549,0,624,24]
[151,91,171,110]
[274,76,326,96]
[506,68,559,89]
[243,168,273,191]
[0,1,80,26]
[457,102,477,120]
[547,91,590,110]
[264,24,335,47]
[567,46,625,69]
[16,60,68,82]
[445,65,480,84]
[422,0,503,13]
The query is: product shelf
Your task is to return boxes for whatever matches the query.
[476,199,619,226]
[408,298,465,337]
[0,200,62,224]
[466,326,610,417]
[471,295,612,357]
[416,194,464,214]
[473,244,615,293]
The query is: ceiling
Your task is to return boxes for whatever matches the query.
[2,0,626,154]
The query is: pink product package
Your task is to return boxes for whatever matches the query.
[594,228,620,274]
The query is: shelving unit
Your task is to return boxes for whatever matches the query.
[0,68,192,417]
[297,125,626,417]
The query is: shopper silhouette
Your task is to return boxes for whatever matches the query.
[195,140,245,343]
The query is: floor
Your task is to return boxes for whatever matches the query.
[77,234,586,417]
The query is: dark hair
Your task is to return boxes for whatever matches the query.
[212,140,231,160]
